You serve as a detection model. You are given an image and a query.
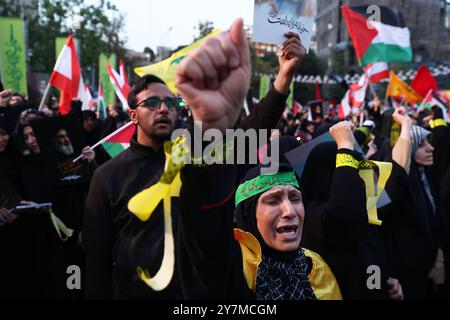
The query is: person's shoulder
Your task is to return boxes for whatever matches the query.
[93,148,133,179]
[303,248,343,300]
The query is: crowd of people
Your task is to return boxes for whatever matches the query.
[0,18,449,301]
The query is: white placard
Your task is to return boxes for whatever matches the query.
[252,0,317,52]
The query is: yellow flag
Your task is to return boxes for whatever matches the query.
[134,29,222,93]
[386,71,423,104]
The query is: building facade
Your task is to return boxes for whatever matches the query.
[315,0,450,69]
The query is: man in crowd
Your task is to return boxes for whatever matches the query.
[83,23,306,299]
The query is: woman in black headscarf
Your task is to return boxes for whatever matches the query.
[382,107,447,299]
[0,114,25,299]
[177,160,342,300]
[300,120,404,300]
[233,164,341,300]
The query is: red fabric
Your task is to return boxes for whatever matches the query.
[411,64,438,98]
[106,122,136,144]
[369,70,389,83]
[315,81,323,101]
[58,91,72,116]
[341,5,378,62]
[49,35,81,115]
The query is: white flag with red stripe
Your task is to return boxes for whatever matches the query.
[106,59,131,110]
[350,73,369,108]
[49,35,89,114]
[365,62,389,83]
[338,90,351,119]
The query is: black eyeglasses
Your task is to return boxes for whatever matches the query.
[135,96,181,111]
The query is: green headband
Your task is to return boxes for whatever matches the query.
[235,171,300,207]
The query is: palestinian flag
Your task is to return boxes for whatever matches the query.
[341,5,412,66]
[100,121,135,158]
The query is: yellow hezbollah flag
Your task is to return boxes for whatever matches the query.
[386,71,423,104]
[135,29,221,93]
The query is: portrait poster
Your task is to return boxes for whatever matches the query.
[252,0,317,51]
[308,100,324,120]
[31,114,89,186]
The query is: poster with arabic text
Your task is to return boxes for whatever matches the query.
[252,0,317,52]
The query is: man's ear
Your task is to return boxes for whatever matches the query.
[129,108,137,124]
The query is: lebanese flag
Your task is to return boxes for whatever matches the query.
[365,62,389,83]
[411,65,438,98]
[350,73,369,108]
[338,90,351,119]
[82,83,95,110]
[341,5,412,66]
[100,121,136,158]
[49,35,87,115]
[106,59,131,110]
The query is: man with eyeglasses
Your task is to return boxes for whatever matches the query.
[83,22,305,300]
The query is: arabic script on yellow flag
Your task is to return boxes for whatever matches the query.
[386,71,423,104]
[134,29,222,94]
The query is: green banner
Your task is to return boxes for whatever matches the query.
[55,37,67,60]
[259,75,270,101]
[286,81,294,110]
[99,53,116,107]
[0,17,28,94]
[55,36,80,61]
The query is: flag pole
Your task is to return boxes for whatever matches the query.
[72,121,134,163]
[38,83,52,111]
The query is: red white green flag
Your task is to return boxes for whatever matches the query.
[100,121,135,158]
[341,5,412,66]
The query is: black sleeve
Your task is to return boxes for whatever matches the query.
[177,164,250,299]
[82,169,115,299]
[239,86,289,131]
[303,150,368,250]
[432,125,450,189]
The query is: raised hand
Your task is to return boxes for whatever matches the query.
[330,121,356,151]
[274,32,306,94]
[392,107,412,127]
[175,18,251,133]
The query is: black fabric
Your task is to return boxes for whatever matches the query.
[0,140,23,299]
[300,142,376,300]
[256,249,317,300]
[83,85,287,300]
[382,161,445,299]
[177,164,251,299]
[83,137,181,299]
[17,152,76,299]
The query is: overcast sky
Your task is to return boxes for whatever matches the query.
[101,0,255,52]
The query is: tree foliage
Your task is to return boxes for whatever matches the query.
[0,0,126,75]
[193,20,214,42]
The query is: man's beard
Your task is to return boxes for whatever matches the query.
[151,130,172,144]
[58,143,74,156]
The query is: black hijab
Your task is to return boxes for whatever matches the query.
[234,164,316,300]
